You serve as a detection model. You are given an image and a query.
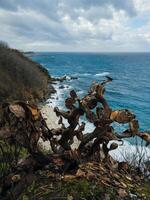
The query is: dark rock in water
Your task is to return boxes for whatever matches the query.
[52,75,78,82]
[70,76,78,80]
[59,85,65,89]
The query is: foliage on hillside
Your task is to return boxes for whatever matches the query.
[0,41,55,103]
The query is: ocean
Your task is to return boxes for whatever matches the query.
[31,52,150,161]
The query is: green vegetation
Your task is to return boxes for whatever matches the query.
[0,139,27,178]
[19,177,119,200]
[0,41,54,103]
[132,183,150,200]
[60,179,118,200]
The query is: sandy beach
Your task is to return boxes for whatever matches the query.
[40,104,80,150]
[41,104,60,130]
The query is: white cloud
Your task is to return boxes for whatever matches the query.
[0,0,150,51]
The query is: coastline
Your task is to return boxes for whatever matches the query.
[40,78,150,162]
[41,101,150,161]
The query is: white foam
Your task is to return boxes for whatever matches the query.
[47,79,150,164]
[82,73,91,76]
[95,72,110,77]
[65,75,71,80]
[47,82,72,109]
[109,140,150,163]
[77,119,150,163]
[80,119,95,134]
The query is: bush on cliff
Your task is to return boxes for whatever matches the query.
[0,41,54,103]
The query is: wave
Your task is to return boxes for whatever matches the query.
[95,72,110,77]
[46,74,150,163]
[73,73,91,77]
[77,90,84,95]
[65,75,72,80]
[47,95,150,162]
[82,73,92,76]
[47,82,72,108]
[109,140,150,163]
[84,120,150,162]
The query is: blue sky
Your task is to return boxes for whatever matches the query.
[0,0,150,52]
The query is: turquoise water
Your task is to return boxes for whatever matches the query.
[31,52,150,131]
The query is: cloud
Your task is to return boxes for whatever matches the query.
[0,0,17,11]
[0,0,149,51]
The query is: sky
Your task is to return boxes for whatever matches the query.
[0,0,150,52]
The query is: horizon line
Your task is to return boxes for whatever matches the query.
[23,51,150,54]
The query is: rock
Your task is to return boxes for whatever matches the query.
[52,75,78,82]
[59,85,65,89]
[109,142,118,150]
[70,76,78,80]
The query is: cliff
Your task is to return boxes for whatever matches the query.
[0,42,55,103]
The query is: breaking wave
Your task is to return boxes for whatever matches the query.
[47,82,72,109]
[82,73,92,76]
[95,72,110,77]
[109,140,150,163]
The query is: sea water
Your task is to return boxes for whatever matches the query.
[31,52,150,161]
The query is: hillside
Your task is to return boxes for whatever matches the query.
[0,42,55,103]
